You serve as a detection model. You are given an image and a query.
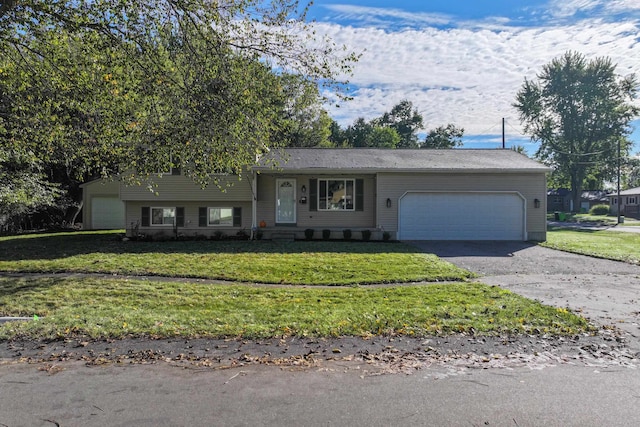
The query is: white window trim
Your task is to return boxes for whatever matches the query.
[151,207,176,226]
[207,207,234,227]
[318,178,356,211]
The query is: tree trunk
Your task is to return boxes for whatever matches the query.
[570,169,586,213]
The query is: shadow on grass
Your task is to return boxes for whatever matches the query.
[0,276,69,304]
[0,230,419,261]
[407,240,538,258]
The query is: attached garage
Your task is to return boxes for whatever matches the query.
[81,179,125,230]
[398,191,526,241]
[91,196,125,229]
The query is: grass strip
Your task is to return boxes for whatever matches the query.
[543,229,640,265]
[0,277,592,340]
[0,231,472,285]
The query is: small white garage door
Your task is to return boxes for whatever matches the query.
[398,192,525,241]
[91,197,125,229]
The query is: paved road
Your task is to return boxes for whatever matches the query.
[2,359,640,427]
[3,241,640,426]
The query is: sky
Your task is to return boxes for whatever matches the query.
[303,0,640,153]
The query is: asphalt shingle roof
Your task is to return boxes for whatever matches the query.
[255,148,549,173]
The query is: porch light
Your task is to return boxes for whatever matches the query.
[301,184,306,194]
[534,198,541,209]
[386,198,392,208]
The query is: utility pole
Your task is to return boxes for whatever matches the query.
[617,137,622,224]
[502,118,505,149]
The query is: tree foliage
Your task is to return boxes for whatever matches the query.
[422,124,464,149]
[514,51,638,211]
[374,99,423,148]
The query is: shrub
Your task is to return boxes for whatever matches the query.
[304,228,315,240]
[342,229,352,241]
[322,229,331,240]
[382,231,391,242]
[236,229,249,240]
[212,230,225,240]
[589,204,610,216]
[361,229,372,241]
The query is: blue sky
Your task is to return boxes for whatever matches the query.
[303,0,640,153]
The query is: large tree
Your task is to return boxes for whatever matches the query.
[0,1,356,178]
[514,51,638,211]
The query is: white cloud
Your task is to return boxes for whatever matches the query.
[313,17,640,142]
[319,4,453,27]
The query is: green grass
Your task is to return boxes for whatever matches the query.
[547,212,640,226]
[0,277,592,340]
[0,231,472,285]
[543,229,640,264]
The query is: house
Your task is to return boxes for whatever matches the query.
[547,188,571,212]
[608,187,640,218]
[579,190,610,212]
[547,188,610,213]
[83,148,550,241]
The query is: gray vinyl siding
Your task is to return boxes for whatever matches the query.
[81,179,121,230]
[256,174,376,228]
[125,201,252,237]
[377,172,547,240]
[120,175,252,202]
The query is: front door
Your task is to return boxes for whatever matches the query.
[276,179,296,224]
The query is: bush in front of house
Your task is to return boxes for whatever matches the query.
[304,228,314,240]
[322,229,331,240]
[383,231,391,242]
[589,204,611,216]
[343,229,352,241]
[361,229,371,241]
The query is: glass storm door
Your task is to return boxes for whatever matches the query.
[276,179,296,224]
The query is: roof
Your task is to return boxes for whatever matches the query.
[255,148,550,173]
[609,187,640,197]
[547,188,571,196]
[581,190,610,201]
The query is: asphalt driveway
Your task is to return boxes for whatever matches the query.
[411,241,640,352]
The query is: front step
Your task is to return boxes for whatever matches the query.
[270,232,296,242]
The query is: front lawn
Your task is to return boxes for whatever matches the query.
[543,229,640,264]
[0,277,592,340]
[0,231,472,285]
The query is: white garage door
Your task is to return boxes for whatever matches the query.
[398,192,525,241]
[91,197,125,229]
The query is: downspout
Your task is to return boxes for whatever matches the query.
[251,170,258,239]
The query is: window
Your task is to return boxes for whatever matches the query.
[319,179,355,210]
[151,207,176,225]
[208,208,233,226]
[141,207,184,227]
[198,207,241,227]
[627,197,637,205]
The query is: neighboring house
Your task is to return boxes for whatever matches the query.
[608,187,640,218]
[547,188,571,212]
[547,188,610,213]
[580,190,610,212]
[82,148,550,241]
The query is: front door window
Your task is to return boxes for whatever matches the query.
[276,179,296,223]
